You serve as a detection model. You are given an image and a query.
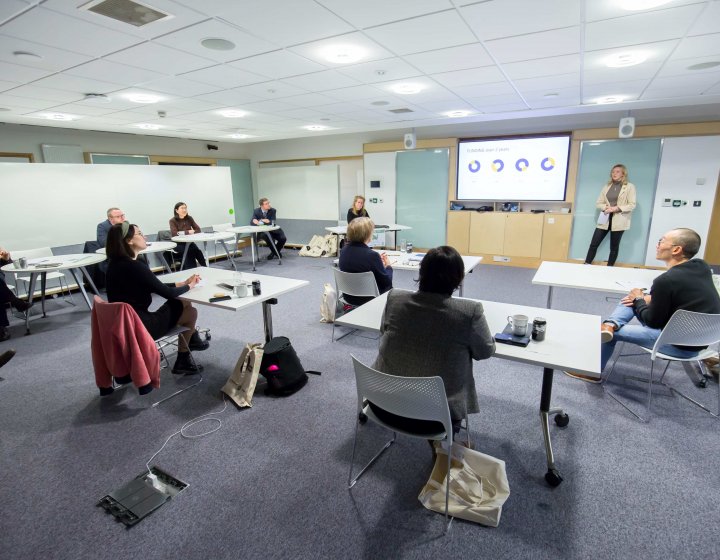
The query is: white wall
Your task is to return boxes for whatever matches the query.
[364,152,397,238]
[644,136,720,265]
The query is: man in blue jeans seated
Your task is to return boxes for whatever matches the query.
[566,228,720,383]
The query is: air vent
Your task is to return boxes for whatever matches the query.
[388,108,414,114]
[81,0,172,27]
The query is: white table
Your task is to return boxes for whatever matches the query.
[532,261,664,308]
[2,253,106,333]
[335,290,602,486]
[375,250,483,296]
[171,232,236,270]
[96,241,177,273]
[158,266,308,342]
[326,223,411,250]
[226,225,283,271]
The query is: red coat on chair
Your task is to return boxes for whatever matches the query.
[91,296,161,390]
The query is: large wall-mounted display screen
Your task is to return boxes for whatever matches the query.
[457,135,571,201]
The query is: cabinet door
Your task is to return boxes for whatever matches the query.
[540,214,573,261]
[504,214,543,257]
[447,211,470,254]
[469,212,505,254]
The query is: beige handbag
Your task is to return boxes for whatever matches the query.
[221,343,264,408]
[418,442,510,527]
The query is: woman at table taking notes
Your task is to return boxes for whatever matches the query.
[169,201,207,269]
[372,246,495,439]
[338,217,392,307]
[347,195,369,224]
[584,164,637,266]
[105,223,209,375]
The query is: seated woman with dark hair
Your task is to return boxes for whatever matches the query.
[105,222,209,375]
[372,246,495,435]
[169,201,206,270]
[1,246,32,342]
[338,217,393,306]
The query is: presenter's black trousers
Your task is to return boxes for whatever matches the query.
[585,225,624,266]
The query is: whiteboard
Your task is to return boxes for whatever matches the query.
[257,166,339,220]
[0,163,234,250]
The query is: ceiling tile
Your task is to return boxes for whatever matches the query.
[228,50,325,79]
[238,99,301,113]
[139,76,220,97]
[322,85,387,102]
[485,27,580,64]
[337,57,422,84]
[0,36,92,71]
[583,80,649,101]
[42,102,122,116]
[179,65,268,89]
[687,1,720,36]
[193,88,264,106]
[106,42,215,74]
[658,54,720,77]
[586,0,702,23]
[154,19,277,62]
[404,43,494,74]
[501,54,580,80]
[524,87,581,109]
[1,6,142,57]
[671,33,720,60]
[282,70,360,92]
[279,92,339,107]
[364,11,477,56]
[460,0,580,41]
[645,72,720,96]
[584,40,679,72]
[514,73,580,93]
[0,0,32,22]
[31,74,123,94]
[585,4,704,51]
[315,0,452,29]
[0,84,81,103]
[0,79,19,92]
[288,32,392,66]
[0,59,53,82]
[0,92,49,110]
[67,59,163,85]
[232,80,310,100]
[453,82,518,99]
[431,66,506,88]
[212,0,354,46]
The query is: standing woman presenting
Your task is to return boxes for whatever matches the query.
[584,164,637,266]
[170,201,207,269]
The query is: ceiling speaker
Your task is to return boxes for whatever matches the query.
[403,132,416,150]
[618,117,635,138]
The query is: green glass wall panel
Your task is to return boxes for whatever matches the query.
[90,154,150,164]
[217,159,253,225]
[569,139,662,265]
[396,149,449,249]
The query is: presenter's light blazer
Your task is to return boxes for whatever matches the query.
[595,181,637,231]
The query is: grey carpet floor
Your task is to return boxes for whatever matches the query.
[0,252,718,560]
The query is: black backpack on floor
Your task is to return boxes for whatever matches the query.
[259,337,309,396]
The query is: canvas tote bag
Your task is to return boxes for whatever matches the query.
[418,442,510,527]
[221,343,264,408]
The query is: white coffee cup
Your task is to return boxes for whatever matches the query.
[507,314,529,337]
[234,283,249,297]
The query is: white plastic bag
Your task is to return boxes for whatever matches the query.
[320,283,337,323]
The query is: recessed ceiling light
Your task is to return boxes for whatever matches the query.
[82,93,111,104]
[227,133,255,139]
[619,0,672,10]
[303,125,329,131]
[201,38,236,51]
[320,45,366,64]
[688,61,720,70]
[371,101,390,106]
[594,96,626,104]
[134,123,162,130]
[376,70,386,76]
[604,51,647,68]
[444,110,472,118]
[543,92,560,98]
[218,109,246,118]
[390,83,424,95]
[13,50,42,61]
[125,93,163,104]
[42,113,78,121]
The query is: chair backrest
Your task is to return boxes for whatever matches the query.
[12,247,53,260]
[653,310,720,356]
[351,356,452,430]
[333,268,379,298]
[156,230,172,242]
[212,223,232,232]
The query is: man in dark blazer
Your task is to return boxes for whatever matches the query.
[96,207,126,247]
[250,198,286,259]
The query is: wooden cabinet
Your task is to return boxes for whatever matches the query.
[468,212,542,257]
[447,211,470,254]
[469,212,505,254]
[540,214,573,261]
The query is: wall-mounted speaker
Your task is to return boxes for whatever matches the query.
[618,117,635,138]
[403,132,416,150]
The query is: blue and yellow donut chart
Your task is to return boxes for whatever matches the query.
[541,157,555,171]
[468,160,481,173]
[492,159,504,172]
[515,158,529,172]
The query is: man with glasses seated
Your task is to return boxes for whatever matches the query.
[97,207,126,247]
[566,228,720,382]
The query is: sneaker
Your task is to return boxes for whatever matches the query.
[172,353,204,375]
[563,370,602,383]
[12,298,32,312]
[601,323,615,343]
[0,327,10,342]
[188,331,210,351]
[267,253,275,260]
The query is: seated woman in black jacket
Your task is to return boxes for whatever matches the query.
[338,217,392,306]
[346,195,369,224]
[105,222,209,375]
